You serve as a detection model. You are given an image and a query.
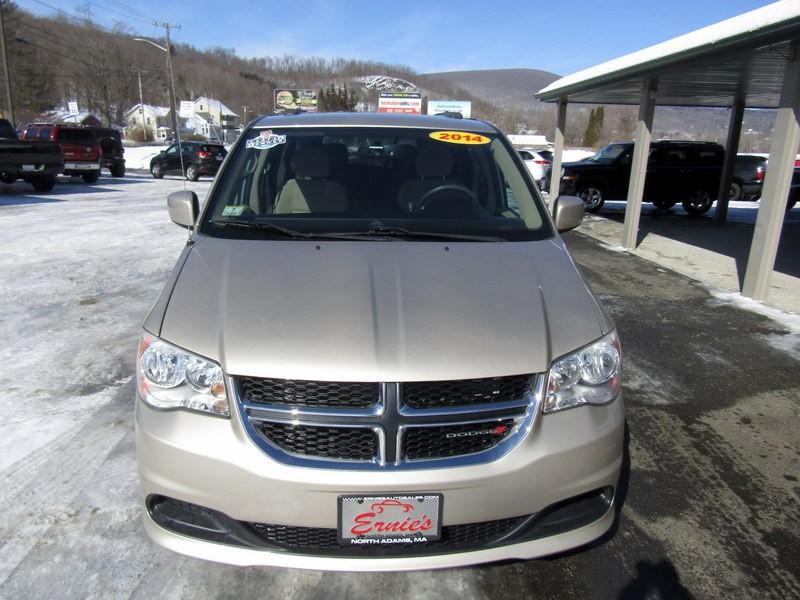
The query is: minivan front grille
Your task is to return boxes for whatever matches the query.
[403,375,532,409]
[254,422,378,461]
[402,418,516,460]
[238,377,378,409]
[236,375,540,469]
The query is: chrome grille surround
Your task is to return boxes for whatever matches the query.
[234,375,542,470]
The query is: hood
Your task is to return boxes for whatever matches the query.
[157,237,610,382]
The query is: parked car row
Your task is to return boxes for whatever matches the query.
[0,119,127,192]
[557,141,798,214]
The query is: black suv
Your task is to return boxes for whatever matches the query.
[88,127,125,177]
[150,141,227,181]
[560,140,724,214]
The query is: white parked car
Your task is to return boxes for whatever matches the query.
[518,148,552,189]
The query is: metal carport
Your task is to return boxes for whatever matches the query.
[536,0,800,303]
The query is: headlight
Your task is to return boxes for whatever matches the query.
[544,331,621,413]
[137,334,229,417]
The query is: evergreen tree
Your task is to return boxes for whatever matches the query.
[318,83,359,112]
[582,106,605,147]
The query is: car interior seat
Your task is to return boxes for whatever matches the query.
[396,145,460,214]
[274,146,349,214]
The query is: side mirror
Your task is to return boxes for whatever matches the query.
[552,195,584,232]
[167,190,199,228]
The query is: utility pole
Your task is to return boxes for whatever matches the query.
[0,0,14,127]
[153,21,183,172]
[242,105,248,124]
[137,69,147,140]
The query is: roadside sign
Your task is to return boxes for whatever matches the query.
[68,100,79,115]
[427,100,472,118]
[378,92,422,114]
[274,89,318,113]
[179,101,195,119]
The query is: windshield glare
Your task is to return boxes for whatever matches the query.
[588,143,629,162]
[202,127,551,242]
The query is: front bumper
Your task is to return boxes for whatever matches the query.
[136,392,624,569]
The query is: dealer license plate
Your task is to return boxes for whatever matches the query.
[338,494,442,545]
[21,164,36,172]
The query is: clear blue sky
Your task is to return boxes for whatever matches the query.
[22,0,777,75]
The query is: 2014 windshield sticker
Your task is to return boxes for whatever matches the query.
[246,129,287,150]
[430,131,490,145]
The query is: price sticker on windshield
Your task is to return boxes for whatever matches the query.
[429,131,491,145]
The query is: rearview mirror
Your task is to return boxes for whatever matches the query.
[552,195,584,232]
[167,190,199,228]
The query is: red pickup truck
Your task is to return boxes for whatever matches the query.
[22,123,102,183]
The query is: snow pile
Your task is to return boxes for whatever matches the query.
[123,145,167,170]
[563,148,596,162]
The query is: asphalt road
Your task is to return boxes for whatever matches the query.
[0,176,798,599]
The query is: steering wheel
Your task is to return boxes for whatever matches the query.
[417,184,478,213]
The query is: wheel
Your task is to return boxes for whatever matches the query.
[0,172,16,184]
[82,171,99,183]
[31,176,55,192]
[682,189,714,215]
[416,184,479,216]
[185,163,199,182]
[150,162,163,179]
[652,199,676,210]
[110,163,125,177]
[576,185,605,212]
[729,181,743,202]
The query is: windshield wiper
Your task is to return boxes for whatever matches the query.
[210,218,368,241]
[210,219,504,242]
[338,225,505,242]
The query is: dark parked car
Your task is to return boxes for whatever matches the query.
[88,126,125,177]
[0,118,63,191]
[560,140,724,214]
[22,123,102,183]
[731,154,766,201]
[150,141,227,181]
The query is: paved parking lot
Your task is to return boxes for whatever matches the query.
[0,174,798,599]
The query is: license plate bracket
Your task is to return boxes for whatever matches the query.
[338,493,443,545]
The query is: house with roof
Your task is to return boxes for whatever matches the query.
[124,103,173,141]
[184,97,239,141]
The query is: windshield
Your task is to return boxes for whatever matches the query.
[202,127,551,242]
[57,129,95,143]
[587,143,630,163]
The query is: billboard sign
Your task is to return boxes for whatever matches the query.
[378,92,422,114]
[179,100,195,119]
[427,100,472,118]
[274,89,318,113]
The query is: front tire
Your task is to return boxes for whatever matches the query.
[729,181,743,202]
[31,176,55,192]
[652,199,676,210]
[185,163,199,182]
[682,189,714,215]
[82,171,99,184]
[577,185,605,212]
[150,162,163,179]
[0,172,16,184]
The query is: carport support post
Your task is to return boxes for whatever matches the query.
[742,47,800,301]
[715,99,745,222]
[622,79,657,249]
[549,98,567,199]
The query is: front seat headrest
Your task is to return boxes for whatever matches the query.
[293,147,331,179]
[417,145,454,178]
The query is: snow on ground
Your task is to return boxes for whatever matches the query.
[123,145,168,170]
[0,173,209,474]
